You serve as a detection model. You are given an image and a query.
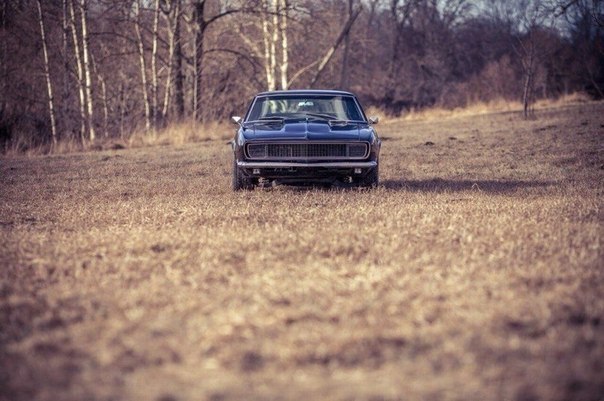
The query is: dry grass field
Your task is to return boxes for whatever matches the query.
[1,102,603,401]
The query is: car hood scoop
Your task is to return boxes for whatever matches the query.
[244,121,364,141]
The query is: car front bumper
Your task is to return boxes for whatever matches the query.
[236,160,377,183]
[237,161,377,168]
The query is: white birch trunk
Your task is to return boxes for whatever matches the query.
[262,0,275,91]
[135,1,151,132]
[68,0,86,143]
[279,0,288,90]
[151,0,160,128]
[80,0,95,141]
[36,0,57,146]
[162,11,175,120]
[270,3,278,90]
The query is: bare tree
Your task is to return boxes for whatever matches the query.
[151,0,161,127]
[237,0,290,91]
[553,0,604,26]
[168,0,185,119]
[80,0,96,141]
[309,3,362,87]
[160,0,177,121]
[498,0,554,117]
[279,0,289,90]
[36,0,57,146]
[62,0,70,137]
[192,0,206,121]
[262,0,277,90]
[340,0,355,90]
[554,0,604,97]
[1,2,6,106]
[191,0,244,121]
[68,0,86,143]
[91,52,109,138]
[135,0,151,131]
[518,1,552,117]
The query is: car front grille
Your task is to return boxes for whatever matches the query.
[246,142,369,160]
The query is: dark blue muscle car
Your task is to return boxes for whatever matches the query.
[230,90,381,190]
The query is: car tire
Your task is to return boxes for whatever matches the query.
[361,164,379,188]
[232,158,253,191]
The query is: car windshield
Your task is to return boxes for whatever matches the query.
[246,95,364,122]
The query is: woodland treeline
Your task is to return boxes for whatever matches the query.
[0,0,602,149]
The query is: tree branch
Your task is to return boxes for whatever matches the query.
[309,5,362,87]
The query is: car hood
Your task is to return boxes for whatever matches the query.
[242,121,373,142]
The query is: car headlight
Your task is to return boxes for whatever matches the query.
[348,143,368,158]
[247,144,267,159]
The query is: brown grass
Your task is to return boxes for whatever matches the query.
[365,92,593,122]
[1,102,603,401]
[127,121,232,148]
[2,121,232,157]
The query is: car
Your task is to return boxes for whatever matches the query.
[230,89,381,190]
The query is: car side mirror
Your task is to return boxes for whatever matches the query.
[231,116,242,126]
[368,116,379,125]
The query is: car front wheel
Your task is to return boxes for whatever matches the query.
[361,164,379,188]
[232,158,253,191]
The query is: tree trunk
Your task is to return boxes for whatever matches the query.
[118,82,125,139]
[523,70,533,118]
[162,14,174,122]
[262,0,276,91]
[62,0,70,138]
[310,5,362,88]
[522,40,535,119]
[279,0,288,90]
[91,54,108,138]
[36,0,57,146]
[135,1,151,131]
[151,0,160,128]
[340,0,354,90]
[270,2,278,89]
[173,0,184,119]
[387,0,412,101]
[194,0,207,121]
[363,0,379,68]
[68,0,86,144]
[100,75,108,137]
[80,0,95,141]
[1,2,6,104]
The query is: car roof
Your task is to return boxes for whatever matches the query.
[255,89,355,97]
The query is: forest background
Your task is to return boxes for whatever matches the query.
[0,0,602,152]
